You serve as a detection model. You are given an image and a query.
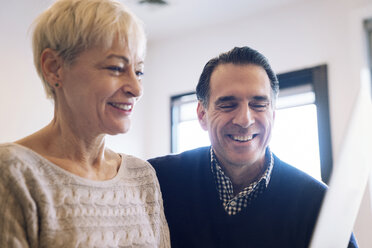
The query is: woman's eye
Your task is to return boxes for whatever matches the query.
[136,71,144,77]
[107,66,124,73]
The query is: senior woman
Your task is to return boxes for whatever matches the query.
[0,0,170,247]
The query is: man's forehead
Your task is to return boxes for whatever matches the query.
[209,64,272,100]
[211,63,264,75]
[210,63,269,83]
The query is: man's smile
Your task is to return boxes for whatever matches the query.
[228,134,258,142]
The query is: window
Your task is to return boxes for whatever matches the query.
[171,65,332,183]
[171,93,210,153]
[270,85,321,180]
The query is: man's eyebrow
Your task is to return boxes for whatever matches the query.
[214,95,271,105]
[252,95,270,101]
[214,96,237,105]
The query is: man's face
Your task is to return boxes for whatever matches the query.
[197,63,275,169]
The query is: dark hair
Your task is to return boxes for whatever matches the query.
[196,46,279,107]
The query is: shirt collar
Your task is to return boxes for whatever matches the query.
[210,146,274,188]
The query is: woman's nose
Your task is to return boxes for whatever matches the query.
[123,69,143,99]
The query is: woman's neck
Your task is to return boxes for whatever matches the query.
[15,120,121,181]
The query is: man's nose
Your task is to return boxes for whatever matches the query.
[232,104,254,128]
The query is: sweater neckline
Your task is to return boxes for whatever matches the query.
[3,142,126,186]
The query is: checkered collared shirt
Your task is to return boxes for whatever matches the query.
[210,147,274,215]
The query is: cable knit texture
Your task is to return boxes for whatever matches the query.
[0,143,170,248]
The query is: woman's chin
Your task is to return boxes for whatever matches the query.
[104,121,131,136]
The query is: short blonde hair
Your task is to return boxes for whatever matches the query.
[32,0,146,99]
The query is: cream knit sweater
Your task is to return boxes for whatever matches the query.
[0,143,170,248]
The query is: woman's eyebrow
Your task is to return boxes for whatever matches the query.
[106,54,129,63]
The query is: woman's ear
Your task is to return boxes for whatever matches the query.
[40,48,63,88]
[197,101,208,131]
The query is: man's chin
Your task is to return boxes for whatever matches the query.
[225,150,265,167]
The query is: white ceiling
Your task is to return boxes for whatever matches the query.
[122,0,303,41]
[1,0,304,43]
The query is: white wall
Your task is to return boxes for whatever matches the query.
[142,0,372,246]
[0,1,53,142]
[1,0,371,246]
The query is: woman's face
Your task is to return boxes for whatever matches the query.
[57,39,144,136]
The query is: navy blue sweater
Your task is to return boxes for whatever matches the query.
[149,147,357,248]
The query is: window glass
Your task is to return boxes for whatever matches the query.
[271,104,321,180]
[177,117,210,152]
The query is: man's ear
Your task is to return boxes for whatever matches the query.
[40,48,64,88]
[197,101,208,131]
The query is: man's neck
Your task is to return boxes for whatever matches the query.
[221,162,266,195]
[213,149,269,195]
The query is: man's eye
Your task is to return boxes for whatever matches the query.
[219,104,237,110]
[251,103,269,110]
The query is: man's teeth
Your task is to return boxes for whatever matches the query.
[232,135,253,142]
[110,103,132,111]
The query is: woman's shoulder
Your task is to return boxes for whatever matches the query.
[0,142,50,187]
[120,153,154,171]
[0,142,39,166]
[119,153,158,180]
[0,142,21,155]
[117,153,162,194]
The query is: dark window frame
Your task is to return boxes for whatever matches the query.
[170,64,333,184]
[170,91,196,153]
[277,65,332,183]
[364,18,372,97]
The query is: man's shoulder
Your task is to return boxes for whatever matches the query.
[271,153,327,194]
[148,146,211,188]
[148,146,210,169]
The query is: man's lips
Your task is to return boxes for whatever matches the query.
[228,134,258,142]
